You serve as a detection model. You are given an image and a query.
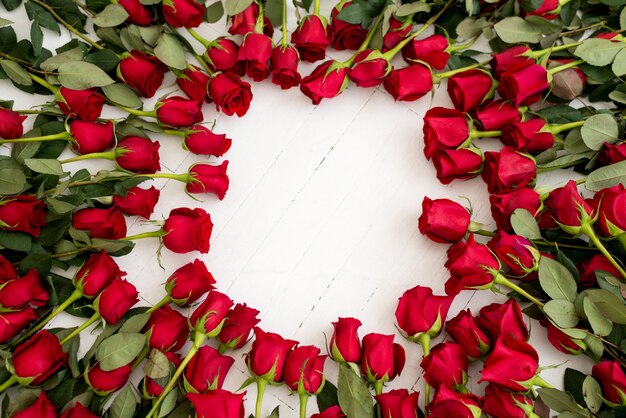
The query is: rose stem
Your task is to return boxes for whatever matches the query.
[59,312,100,345]
[432,59,492,81]
[446,35,480,53]
[493,274,545,307]
[0,375,18,393]
[51,246,93,259]
[548,120,584,135]
[186,28,212,49]
[299,393,309,418]
[123,230,165,241]
[469,129,501,139]
[60,151,116,164]
[313,0,320,16]
[340,12,386,67]
[255,378,268,418]
[255,0,265,34]
[547,59,585,75]
[0,132,70,144]
[129,297,172,368]
[580,223,626,280]
[529,41,582,58]
[532,375,554,389]
[417,333,431,410]
[472,229,600,251]
[144,173,190,182]
[115,105,157,118]
[148,295,172,313]
[281,0,288,46]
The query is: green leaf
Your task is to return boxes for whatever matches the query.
[574,39,624,66]
[544,299,579,328]
[153,33,186,70]
[46,198,76,214]
[85,48,120,73]
[510,208,542,239]
[30,21,43,56]
[0,231,31,252]
[24,158,64,176]
[585,160,626,191]
[40,46,85,71]
[395,2,431,16]
[93,3,129,27]
[139,26,161,46]
[612,48,626,76]
[336,3,366,24]
[494,17,542,44]
[337,364,374,418]
[225,0,254,15]
[0,60,33,86]
[90,238,134,253]
[583,296,613,336]
[582,376,602,413]
[0,168,26,195]
[96,333,146,371]
[266,406,280,418]
[1,0,21,11]
[564,368,587,407]
[580,113,619,150]
[621,6,626,30]
[537,388,587,415]
[102,83,142,108]
[0,18,13,27]
[538,257,578,302]
[265,0,284,27]
[586,289,626,324]
[119,312,150,333]
[583,333,604,360]
[110,385,137,418]
[206,0,225,23]
[144,349,170,379]
[158,388,178,418]
[317,380,339,412]
[58,61,115,90]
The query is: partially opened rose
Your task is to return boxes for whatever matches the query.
[12,330,68,385]
[0,195,46,237]
[478,299,529,342]
[0,107,26,139]
[395,285,454,340]
[422,107,470,159]
[162,207,213,254]
[402,34,449,69]
[58,87,105,121]
[421,341,468,388]
[329,317,362,363]
[190,290,234,336]
[218,303,261,350]
[283,345,326,394]
[445,309,491,360]
[300,60,349,105]
[69,120,115,155]
[72,207,127,240]
[113,185,160,219]
[166,259,215,305]
[418,197,470,243]
[144,304,189,351]
[118,50,168,98]
[361,333,405,383]
[0,269,48,310]
[115,136,161,174]
[94,277,139,325]
[187,390,246,418]
[208,72,253,117]
[291,15,332,63]
[12,392,57,418]
[246,327,298,382]
[186,161,230,199]
[592,360,626,405]
[184,345,235,393]
[73,250,125,298]
[86,363,132,395]
[480,337,539,391]
[375,389,420,418]
[0,308,37,343]
[383,63,433,102]
[155,96,203,128]
[183,125,232,156]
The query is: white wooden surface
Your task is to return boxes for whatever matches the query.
[1,5,590,416]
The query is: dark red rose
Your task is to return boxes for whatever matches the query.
[271,45,301,89]
[361,333,405,383]
[190,290,234,336]
[228,3,273,36]
[482,384,534,418]
[422,107,470,159]
[475,100,522,131]
[283,345,326,394]
[418,197,470,243]
[330,317,362,363]
[206,38,240,74]
[74,250,126,298]
[596,32,622,40]
[0,269,48,310]
[444,234,500,295]
[177,66,211,102]
[312,406,346,418]
[12,392,57,418]
[488,231,539,278]
[163,0,205,27]
[291,15,332,63]
[86,363,132,395]
[0,307,37,343]
[187,390,246,418]
[69,120,115,155]
[72,207,127,240]
[331,2,367,51]
[502,118,554,153]
[395,285,454,340]
[421,341,468,388]
[498,62,549,106]
[0,195,46,237]
[218,303,261,350]
[144,304,189,351]
[481,147,536,194]
[592,184,626,237]
[0,108,26,139]
[429,384,481,418]
[578,254,622,288]
[540,318,585,355]
[347,49,391,87]
[523,0,559,19]
[592,360,626,405]
[375,389,420,418]
[156,96,203,128]
[402,34,449,69]
[445,309,491,360]
[184,125,232,156]
[115,136,161,174]
[118,50,168,98]
[166,259,215,305]
[12,330,68,385]
[208,72,253,117]
[545,179,593,229]
[58,88,105,121]
[187,161,230,199]
[600,142,626,165]
[118,0,153,26]
[113,185,160,219]
[247,327,297,382]
[237,33,273,81]
[447,69,494,112]
[491,45,532,77]
[480,337,539,391]
[95,277,139,324]
[185,345,235,392]
[432,148,483,184]
[162,207,213,254]
[144,352,181,397]
[0,254,17,282]
[300,60,349,105]
[478,299,529,341]
[383,63,433,102]
[489,187,541,231]
[60,402,98,418]
[382,16,411,51]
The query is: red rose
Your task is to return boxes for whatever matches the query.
[237,33,273,81]
[118,50,168,98]
[12,392,57,418]
[478,299,529,341]
[540,318,585,355]
[118,0,153,26]
[422,107,470,159]
[545,180,593,228]
[291,15,332,63]
[402,34,449,69]
[0,108,26,139]
[144,304,189,351]
[155,96,203,128]
[283,345,326,394]
[206,38,240,74]
[185,345,235,392]
[375,389,420,418]
[218,303,261,350]
[445,309,491,360]
[312,406,346,418]
[347,49,391,87]
[382,16,411,51]
[395,285,454,339]
[383,63,433,102]
[488,231,539,278]
[166,259,215,305]
[0,254,17,282]
[60,402,98,418]
[0,269,48,310]
[432,148,483,184]
[429,384,481,418]
[578,254,621,288]
[208,72,253,117]
[228,3,273,36]
[0,195,46,237]
[184,125,232,156]
[481,147,536,194]
[418,197,470,243]
[361,333,405,383]
[480,337,539,391]
[86,363,132,395]
[189,290,234,336]
[444,234,500,295]
[331,3,367,51]
[163,0,205,27]
[162,207,213,254]
[144,352,181,397]
[300,60,349,105]
[524,0,559,19]
[330,317,362,363]
[475,99,522,131]
[592,184,626,237]
[592,360,626,405]
[497,62,549,106]
[490,45,532,77]
[12,330,68,385]
[187,390,246,418]
[113,185,160,219]
[69,120,115,155]
[95,277,139,324]
[447,69,494,112]
[246,327,298,382]
[187,161,230,199]
[0,307,38,343]
[502,119,554,152]
[72,207,127,240]
[58,88,105,121]
[177,66,211,102]
[115,136,161,174]
[271,45,302,89]
[600,142,626,165]
[489,187,541,231]
[74,250,125,298]
[482,384,534,418]
[421,341,468,388]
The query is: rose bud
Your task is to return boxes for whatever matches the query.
[115,136,161,174]
[208,72,253,117]
[206,38,240,74]
[592,360,626,405]
[444,234,500,295]
[383,63,433,102]
[186,161,230,199]
[423,107,470,159]
[312,406,346,418]
[155,96,203,128]
[118,0,154,26]
[228,3,273,36]
[489,187,541,231]
[447,69,494,113]
[0,308,38,343]
[481,384,535,418]
[525,0,559,19]
[331,2,367,50]
[0,195,46,237]
[291,15,332,63]
[0,108,27,139]
[271,45,302,89]
[418,197,470,243]
[300,60,349,105]
[113,185,160,219]
[421,342,468,388]
[578,254,622,288]
[502,119,554,153]
[183,125,232,156]
[481,147,536,194]
[347,49,392,87]
[0,254,17,282]
[361,333,405,384]
[86,363,132,395]
[330,317,362,363]
[118,50,168,98]
[187,390,246,418]
[382,16,412,51]
[402,34,449,69]
[162,207,213,254]
[177,66,211,102]
[12,330,68,385]
[428,383,482,418]
[163,0,205,27]
[58,88,105,121]
[375,389,420,418]
[395,285,454,341]
[12,392,57,418]
[94,277,139,325]
[143,352,181,397]
[144,304,189,351]
[600,142,626,165]
[480,337,539,391]
[539,318,585,355]
[72,207,127,240]
[218,303,261,350]
[545,180,594,231]
[476,99,522,131]
[445,309,491,360]
[184,345,235,392]
[490,45,532,77]
[73,250,126,298]
[237,33,273,82]
[60,402,98,418]
[432,148,484,184]
[0,270,48,310]
[69,120,115,155]
[190,290,234,337]
[478,299,528,342]
[166,259,215,305]
[592,184,626,237]
[283,345,326,394]
[488,231,540,278]
[247,327,298,382]
[498,62,549,106]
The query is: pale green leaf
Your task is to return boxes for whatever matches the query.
[538,257,578,302]
[153,33,186,70]
[494,17,542,44]
[58,61,115,90]
[93,3,129,27]
[580,113,619,150]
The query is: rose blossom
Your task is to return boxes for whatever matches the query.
[475,99,522,130]
[330,317,362,363]
[421,341,468,388]
[115,136,161,174]
[73,250,126,298]
[331,2,367,51]
[118,0,153,26]
[480,337,539,391]
[445,309,491,360]
[237,33,273,81]
[206,38,240,74]
[144,304,189,351]
[186,161,230,199]
[375,389,420,418]
[155,96,203,128]
[444,234,500,295]
[383,63,433,102]
[478,299,529,342]
[69,120,115,155]
[247,327,298,382]
[189,290,234,336]
[418,197,470,243]
[0,269,48,310]
[218,303,261,350]
[592,360,626,405]
[0,195,46,237]
[502,119,554,153]
[163,0,205,28]
[162,207,213,254]
[300,60,349,105]
[395,285,454,339]
[72,207,127,239]
[291,15,332,63]
[187,390,246,418]
[402,34,449,69]
[382,16,411,51]
[0,108,27,139]
[185,345,235,392]
[361,333,405,383]
[183,125,232,156]
[86,363,132,395]
[58,87,105,121]
[166,259,215,305]
[497,62,549,106]
[12,330,68,385]
[481,147,536,194]
[0,308,38,343]
[447,69,494,112]
[113,185,160,219]
[347,50,391,87]
[208,72,253,117]
[95,277,139,324]
[489,187,541,231]
[432,148,484,184]
[428,385,482,417]
[422,107,470,159]
[481,384,535,418]
[283,345,327,394]
[118,50,168,98]
[12,392,57,417]
[177,65,211,103]
[271,45,302,89]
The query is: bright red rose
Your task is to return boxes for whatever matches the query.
[86,363,132,395]
[0,308,37,343]
[185,345,235,392]
[592,360,626,405]
[115,136,161,174]
[361,333,405,383]
[432,148,483,184]
[490,45,532,77]
[383,63,433,102]
[0,269,48,310]
[480,337,539,391]
[578,254,622,288]
[247,327,298,382]
[330,317,362,363]
[208,72,253,117]
[187,390,246,418]
[0,254,17,282]
[12,392,57,418]
[177,66,211,102]
[187,161,230,199]
[482,384,534,418]
[144,352,181,397]
[162,207,213,254]
[502,119,554,153]
[184,125,232,156]
[481,147,536,194]
[489,187,541,231]
[300,60,349,105]
[592,184,626,237]
[118,0,153,26]
[73,250,126,298]
[12,330,68,385]
[347,49,391,87]
[445,309,491,360]
[144,304,189,351]
[447,69,494,112]
[0,108,26,139]
[60,402,98,418]
[524,0,559,19]
[488,231,539,278]
[600,142,626,165]
[166,259,215,305]
[155,96,203,128]
[428,384,482,418]
[118,50,168,98]
[113,185,160,219]
[291,15,332,63]
[190,290,234,336]
[228,3,273,36]
[478,299,529,341]
[206,38,241,74]
[237,33,273,81]
[375,389,420,418]
[421,341,468,388]
[444,234,500,295]
[69,120,115,155]
[418,197,470,243]
[331,2,367,51]
[545,180,593,229]
[271,45,301,89]
[475,99,522,131]
[540,318,585,355]
[422,107,470,159]
[72,207,127,240]
[0,195,46,237]
[395,285,454,340]
[95,277,139,325]
[312,406,346,418]
[382,16,412,51]
[58,88,105,121]
[498,62,549,106]
[283,345,326,394]
[402,34,449,69]
[163,0,205,27]
[218,303,261,350]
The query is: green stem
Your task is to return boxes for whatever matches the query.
[357,12,384,53]
[313,0,320,16]
[537,159,585,173]
[218,343,228,355]
[418,333,431,410]
[255,378,268,418]
[446,36,479,52]
[473,229,496,237]
[433,60,491,81]
[131,344,151,370]
[618,234,626,254]
[60,313,100,345]
[281,0,288,46]
[116,105,156,118]
[0,376,18,393]
[186,28,211,48]
[145,173,190,182]
[548,59,584,75]
[530,41,581,58]
[0,132,70,143]
[548,120,584,135]
[147,295,171,313]
[162,129,187,137]
[581,224,626,280]
[51,246,92,259]
[60,151,116,164]
[299,393,309,418]
[254,0,265,34]
[493,274,545,307]
[123,229,165,241]
[374,381,384,395]
[533,375,554,388]
[29,73,59,94]
[470,129,501,139]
